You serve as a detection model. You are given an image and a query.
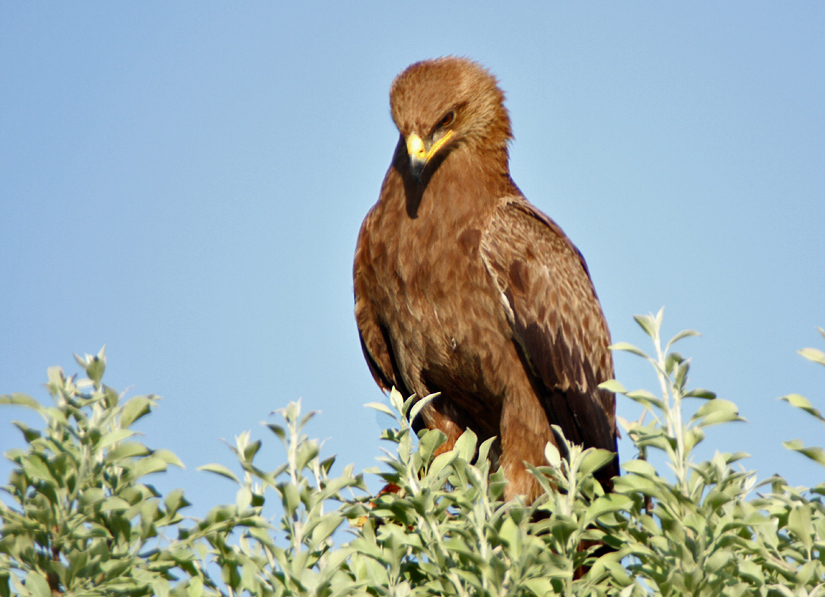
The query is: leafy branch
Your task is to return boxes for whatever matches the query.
[1,314,823,596]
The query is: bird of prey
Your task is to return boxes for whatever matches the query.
[354,57,617,502]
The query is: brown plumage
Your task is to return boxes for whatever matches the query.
[354,57,618,502]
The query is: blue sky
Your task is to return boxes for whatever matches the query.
[2,3,824,514]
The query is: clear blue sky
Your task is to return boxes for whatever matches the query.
[2,3,824,514]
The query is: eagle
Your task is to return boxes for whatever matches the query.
[353,57,618,502]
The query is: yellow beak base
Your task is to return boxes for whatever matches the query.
[405,130,454,181]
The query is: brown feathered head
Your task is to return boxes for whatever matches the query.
[390,57,513,181]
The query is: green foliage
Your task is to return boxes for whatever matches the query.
[0,348,194,597]
[352,388,644,596]
[1,316,824,595]
[0,349,366,597]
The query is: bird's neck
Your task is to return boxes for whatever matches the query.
[422,147,515,215]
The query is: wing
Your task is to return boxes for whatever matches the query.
[480,197,618,472]
[353,209,410,398]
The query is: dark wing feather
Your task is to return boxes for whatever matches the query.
[480,197,618,474]
[354,212,397,393]
[353,207,417,401]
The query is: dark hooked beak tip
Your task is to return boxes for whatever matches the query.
[409,156,426,183]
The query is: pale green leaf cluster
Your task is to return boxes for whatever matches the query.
[1,314,824,596]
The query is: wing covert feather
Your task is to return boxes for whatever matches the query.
[480,198,617,458]
[354,211,405,396]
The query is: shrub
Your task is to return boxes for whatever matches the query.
[1,313,823,596]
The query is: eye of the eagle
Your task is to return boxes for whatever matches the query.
[438,110,456,129]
